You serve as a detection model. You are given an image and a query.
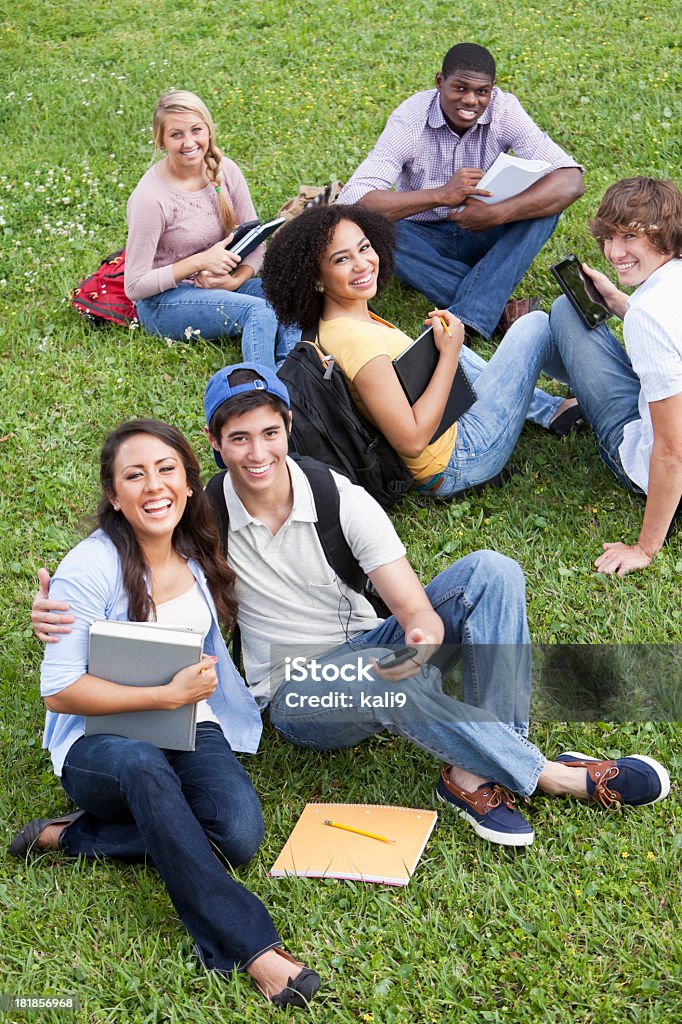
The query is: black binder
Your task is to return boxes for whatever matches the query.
[392,327,476,443]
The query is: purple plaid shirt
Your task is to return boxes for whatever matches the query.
[339,87,581,222]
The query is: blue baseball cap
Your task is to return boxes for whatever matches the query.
[203,363,291,468]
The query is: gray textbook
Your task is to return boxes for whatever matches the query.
[85,620,204,751]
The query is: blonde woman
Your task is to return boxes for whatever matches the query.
[124,90,297,368]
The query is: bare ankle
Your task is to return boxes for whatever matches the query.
[447,765,488,793]
[551,397,578,424]
[247,948,301,1000]
[537,762,588,799]
[37,824,64,849]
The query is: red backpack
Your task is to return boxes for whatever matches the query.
[70,248,137,327]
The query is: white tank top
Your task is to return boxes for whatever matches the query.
[156,582,219,725]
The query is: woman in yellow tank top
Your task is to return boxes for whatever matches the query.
[262,204,580,498]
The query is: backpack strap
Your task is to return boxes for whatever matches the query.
[295,455,390,617]
[292,455,367,594]
[299,323,337,379]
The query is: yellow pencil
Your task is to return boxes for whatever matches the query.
[438,315,452,337]
[323,819,396,844]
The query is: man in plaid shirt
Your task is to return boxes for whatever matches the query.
[338,42,584,341]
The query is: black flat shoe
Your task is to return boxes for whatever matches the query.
[549,403,586,437]
[254,948,321,1009]
[270,966,321,1009]
[8,811,84,858]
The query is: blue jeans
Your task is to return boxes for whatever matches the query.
[269,552,546,796]
[433,311,562,497]
[547,296,643,493]
[136,279,300,369]
[59,723,280,973]
[459,338,560,430]
[395,214,559,339]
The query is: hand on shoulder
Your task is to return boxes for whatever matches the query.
[32,568,75,644]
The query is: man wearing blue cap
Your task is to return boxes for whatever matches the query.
[31,362,671,848]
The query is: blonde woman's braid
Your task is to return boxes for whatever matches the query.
[205,142,236,233]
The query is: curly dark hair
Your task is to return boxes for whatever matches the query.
[96,419,238,631]
[261,203,396,332]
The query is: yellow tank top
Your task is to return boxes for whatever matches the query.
[318,312,456,483]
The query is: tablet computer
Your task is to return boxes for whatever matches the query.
[550,254,611,329]
[227,217,286,260]
[226,219,261,250]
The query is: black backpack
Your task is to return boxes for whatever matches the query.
[276,329,413,510]
[205,456,390,666]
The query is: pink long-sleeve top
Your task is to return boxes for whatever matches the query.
[124,157,264,301]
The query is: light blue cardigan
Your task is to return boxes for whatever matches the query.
[41,530,262,775]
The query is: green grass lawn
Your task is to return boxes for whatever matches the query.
[1,1,680,1021]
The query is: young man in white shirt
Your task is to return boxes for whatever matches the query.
[548,177,682,576]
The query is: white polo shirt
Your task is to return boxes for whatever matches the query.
[222,458,406,704]
[619,259,682,492]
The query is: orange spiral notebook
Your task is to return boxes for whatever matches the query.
[269,803,437,886]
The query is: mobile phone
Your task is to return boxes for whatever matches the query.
[375,646,418,669]
[550,254,610,329]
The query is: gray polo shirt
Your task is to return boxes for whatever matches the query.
[223,458,406,704]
